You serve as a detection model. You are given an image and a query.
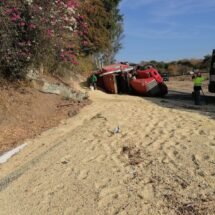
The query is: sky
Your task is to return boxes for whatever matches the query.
[116,0,215,63]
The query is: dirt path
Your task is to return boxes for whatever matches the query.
[0,91,215,215]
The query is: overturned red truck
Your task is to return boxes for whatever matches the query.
[96,63,168,97]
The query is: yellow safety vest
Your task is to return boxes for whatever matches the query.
[193,77,205,87]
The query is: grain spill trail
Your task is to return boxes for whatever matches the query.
[0,91,215,215]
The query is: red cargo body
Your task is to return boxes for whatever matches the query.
[97,64,133,94]
[96,64,168,96]
[102,74,118,94]
[130,78,158,95]
[136,68,163,83]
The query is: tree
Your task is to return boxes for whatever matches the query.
[102,0,123,64]
[80,0,123,63]
[79,0,110,54]
[0,0,124,79]
[0,0,88,78]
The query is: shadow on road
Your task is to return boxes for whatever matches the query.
[144,89,215,120]
[167,90,215,104]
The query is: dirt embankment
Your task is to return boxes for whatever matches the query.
[0,79,89,154]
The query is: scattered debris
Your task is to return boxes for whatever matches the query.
[57,103,75,108]
[107,125,121,137]
[68,109,79,117]
[164,194,215,215]
[121,145,143,165]
[61,160,69,165]
[91,113,107,121]
[129,165,138,179]
[112,125,120,134]
[0,143,27,164]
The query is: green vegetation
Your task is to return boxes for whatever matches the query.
[0,0,123,80]
[141,55,212,76]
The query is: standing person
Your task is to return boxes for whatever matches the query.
[90,73,97,90]
[192,72,205,105]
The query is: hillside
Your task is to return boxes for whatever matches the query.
[0,76,89,154]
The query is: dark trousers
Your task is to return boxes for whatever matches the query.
[92,82,96,89]
[193,86,201,105]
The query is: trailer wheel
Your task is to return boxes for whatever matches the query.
[159,83,168,96]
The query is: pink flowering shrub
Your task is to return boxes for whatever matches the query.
[0,0,89,78]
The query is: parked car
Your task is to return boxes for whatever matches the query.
[160,72,169,81]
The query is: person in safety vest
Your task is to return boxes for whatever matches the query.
[192,72,205,105]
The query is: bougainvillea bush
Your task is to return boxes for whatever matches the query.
[0,0,88,78]
[0,0,123,79]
